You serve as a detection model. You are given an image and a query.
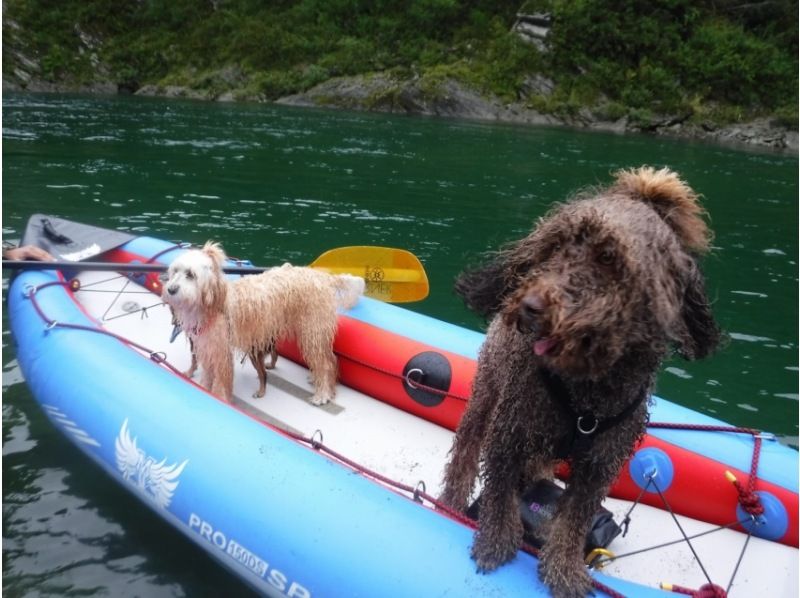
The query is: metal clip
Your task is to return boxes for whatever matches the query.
[405,367,424,388]
[413,481,427,503]
[585,547,615,569]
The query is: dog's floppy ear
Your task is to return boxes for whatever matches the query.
[454,257,509,319]
[200,241,228,310]
[455,234,540,320]
[675,258,722,360]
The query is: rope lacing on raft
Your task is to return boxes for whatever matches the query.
[335,348,472,403]
[341,349,768,520]
[24,280,184,377]
[647,422,766,518]
[589,418,772,597]
[663,583,728,597]
[22,276,779,598]
[143,242,190,264]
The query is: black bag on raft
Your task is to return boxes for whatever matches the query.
[465,479,621,555]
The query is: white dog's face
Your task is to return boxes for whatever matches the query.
[162,248,222,310]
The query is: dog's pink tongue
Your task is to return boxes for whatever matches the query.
[533,337,557,356]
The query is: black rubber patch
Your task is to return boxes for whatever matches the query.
[402,351,452,407]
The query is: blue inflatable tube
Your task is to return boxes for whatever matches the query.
[9,267,669,597]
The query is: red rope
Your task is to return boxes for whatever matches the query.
[26,280,185,378]
[646,422,759,436]
[335,349,470,403]
[664,582,727,597]
[144,242,188,264]
[647,422,765,516]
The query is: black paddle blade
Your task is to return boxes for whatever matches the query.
[21,214,136,262]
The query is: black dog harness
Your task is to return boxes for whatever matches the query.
[540,368,648,459]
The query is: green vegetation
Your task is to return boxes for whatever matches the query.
[3,0,797,126]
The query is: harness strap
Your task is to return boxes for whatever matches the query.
[540,368,648,458]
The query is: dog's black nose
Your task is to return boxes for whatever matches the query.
[520,293,545,316]
[167,285,178,296]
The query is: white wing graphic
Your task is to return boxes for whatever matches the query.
[115,419,143,480]
[113,419,188,509]
[147,457,189,509]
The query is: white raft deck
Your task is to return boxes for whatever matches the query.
[76,270,798,597]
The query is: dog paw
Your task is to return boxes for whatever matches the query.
[470,531,517,573]
[545,575,593,598]
[539,548,592,598]
[252,389,266,399]
[310,394,331,406]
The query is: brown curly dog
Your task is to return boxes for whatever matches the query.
[440,166,722,597]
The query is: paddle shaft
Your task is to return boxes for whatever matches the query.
[1,259,425,282]
[2,244,430,302]
[2,259,266,275]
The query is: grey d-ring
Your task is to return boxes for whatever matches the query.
[405,367,424,388]
[576,415,599,435]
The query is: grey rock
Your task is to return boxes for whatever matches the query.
[277,74,560,126]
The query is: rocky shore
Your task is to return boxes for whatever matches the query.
[274,74,798,153]
[4,72,796,154]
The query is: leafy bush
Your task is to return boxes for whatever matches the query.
[319,37,380,76]
[251,70,303,100]
[680,20,796,108]
[484,27,543,100]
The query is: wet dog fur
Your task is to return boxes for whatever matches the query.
[163,242,364,404]
[439,167,722,597]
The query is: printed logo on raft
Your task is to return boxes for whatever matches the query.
[189,513,311,598]
[115,419,188,509]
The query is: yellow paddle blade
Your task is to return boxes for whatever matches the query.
[311,246,429,303]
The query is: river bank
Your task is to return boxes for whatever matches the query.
[4,73,796,154]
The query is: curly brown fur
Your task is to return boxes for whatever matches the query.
[163,242,364,404]
[441,167,721,598]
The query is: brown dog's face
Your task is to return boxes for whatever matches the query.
[455,166,720,381]
[499,202,680,379]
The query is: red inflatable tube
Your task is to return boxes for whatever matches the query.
[279,315,476,432]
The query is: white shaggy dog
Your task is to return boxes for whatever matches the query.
[162,242,365,404]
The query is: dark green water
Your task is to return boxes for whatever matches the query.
[3,93,797,596]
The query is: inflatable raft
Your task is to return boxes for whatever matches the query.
[6,216,798,597]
